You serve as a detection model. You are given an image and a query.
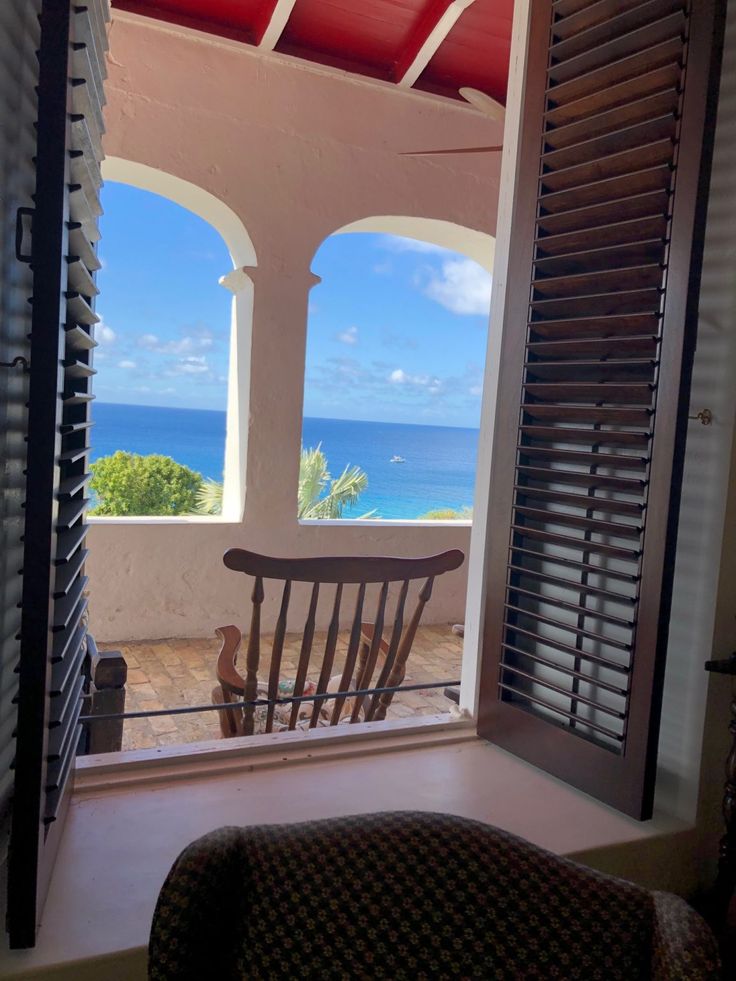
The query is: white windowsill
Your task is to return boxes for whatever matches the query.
[87,514,239,525]
[1,721,693,981]
[298,518,473,528]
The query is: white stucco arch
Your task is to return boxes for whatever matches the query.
[334,216,495,272]
[99,157,255,521]
[102,157,257,269]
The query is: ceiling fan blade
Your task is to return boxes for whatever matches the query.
[401,145,503,156]
[459,87,506,121]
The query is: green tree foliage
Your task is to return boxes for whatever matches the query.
[418,506,473,520]
[90,451,203,516]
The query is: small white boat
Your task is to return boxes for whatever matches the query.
[390,455,406,463]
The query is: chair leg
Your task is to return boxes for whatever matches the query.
[211,685,240,738]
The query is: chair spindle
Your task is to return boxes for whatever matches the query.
[243,576,264,735]
[351,581,389,723]
[288,582,320,730]
[330,583,366,725]
[310,583,343,728]
[366,579,409,722]
[266,580,291,733]
[372,576,434,722]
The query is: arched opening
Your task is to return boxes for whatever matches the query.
[93,158,256,520]
[300,217,495,522]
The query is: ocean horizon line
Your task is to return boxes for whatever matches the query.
[94,401,481,432]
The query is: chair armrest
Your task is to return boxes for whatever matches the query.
[360,622,390,655]
[214,625,245,695]
[651,891,720,980]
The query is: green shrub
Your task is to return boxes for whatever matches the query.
[418,506,473,520]
[90,451,203,516]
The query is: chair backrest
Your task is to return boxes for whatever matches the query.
[216,548,464,735]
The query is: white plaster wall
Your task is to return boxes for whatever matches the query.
[88,13,500,640]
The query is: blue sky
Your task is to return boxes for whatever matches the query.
[96,182,492,428]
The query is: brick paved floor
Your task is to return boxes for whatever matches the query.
[99,624,463,752]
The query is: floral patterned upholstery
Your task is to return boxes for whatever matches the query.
[149,811,720,980]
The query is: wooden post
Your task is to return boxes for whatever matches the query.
[83,647,127,755]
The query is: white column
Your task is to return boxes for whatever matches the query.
[219,267,255,522]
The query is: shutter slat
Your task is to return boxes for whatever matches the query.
[551,0,669,41]
[510,544,640,584]
[53,548,87,597]
[500,664,626,719]
[56,497,87,530]
[507,581,636,625]
[505,603,634,652]
[518,444,648,468]
[540,165,673,215]
[62,358,96,379]
[548,35,684,105]
[536,215,668,255]
[522,403,653,425]
[525,359,657,381]
[496,684,625,742]
[538,189,670,235]
[524,381,654,402]
[544,88,680,152]
[535,240,665,275]
[64,324,97,352]
[509,564,636,608]
[65,290,99,325]
[55,522,88,563]
[67,220,100,268]
[515,506,642,540]
[503,622,631,671]
[545,62,682,126]
[52,576,88,633]
[515,483,645,516]
[527,336,658,359]
[519,425,651,448]
[512,525,641,561]
[501,644,630,694]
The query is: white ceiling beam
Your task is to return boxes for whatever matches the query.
[395,0,477,88]
[258,0,298,51]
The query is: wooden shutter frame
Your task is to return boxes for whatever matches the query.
[478,0,726,820]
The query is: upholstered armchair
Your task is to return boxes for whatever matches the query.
[149,811,720,980]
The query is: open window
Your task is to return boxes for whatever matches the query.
[96,159,257,522]
[301,218,495,523]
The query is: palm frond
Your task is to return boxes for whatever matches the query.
[298,444,330,518]
[194,478,224,515]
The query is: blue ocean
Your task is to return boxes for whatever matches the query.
[91,403,480,520]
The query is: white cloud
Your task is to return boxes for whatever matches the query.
[118,359,136,369]
[470,385,483,396]
[336,326,359,346]
[425,259,492,315]
[389,368,440,390]
[174,356,209,375]
[140,329,214,355]
[97,322,116,344]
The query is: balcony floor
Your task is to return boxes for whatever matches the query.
[99,623,463,751]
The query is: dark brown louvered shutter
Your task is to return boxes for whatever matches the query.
[0,0,41,858]
[7,0,109,948]
[478,0,725,819]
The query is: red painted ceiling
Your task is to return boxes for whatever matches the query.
[112,0,513,103]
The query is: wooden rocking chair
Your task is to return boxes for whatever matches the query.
[211,548,465,738]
